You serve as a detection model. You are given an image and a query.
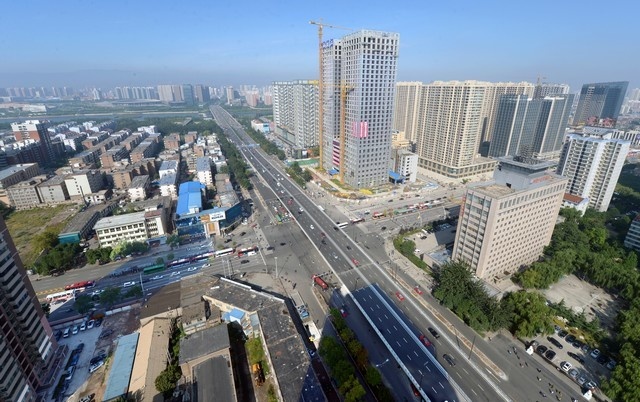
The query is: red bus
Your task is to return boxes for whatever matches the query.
[237,246,259,257]
[312,275,329,290]
[64,280,95,291]
[372,212,384,219]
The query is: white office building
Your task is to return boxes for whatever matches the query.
[557,132,630,212]
[321,30,399,188]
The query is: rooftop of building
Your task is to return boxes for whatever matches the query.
[196,157,211,172]
[0,163,37,181]
[158,173,177,186]
[178,324,230,365]
[140,282,182,321]
[128,318,170,402]
[94,211,146,230]
[160,160,178,170]
[563,193,587,204]
[176,181,205,216]
[103,332,139,401]
[193,356,235,402]
[125,196,172,213]
[129,175,150,188]
[36,174,66,186]
[59,209,100,235]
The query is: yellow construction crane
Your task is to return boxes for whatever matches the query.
[339,84,354,184]
[309,20,352,172]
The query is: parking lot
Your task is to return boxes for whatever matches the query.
[50,307,141,401]
[529,324,615,397]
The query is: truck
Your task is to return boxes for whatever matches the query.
[312,274,329,290]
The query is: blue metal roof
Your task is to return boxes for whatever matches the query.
[328,168,339,176]
[389,170,404,181]
[102,332,139,401]
[176,181,205,216]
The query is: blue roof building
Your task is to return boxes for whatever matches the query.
[102,332,139,401]
[176,181,205,216]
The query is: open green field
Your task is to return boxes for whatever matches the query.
[5,205,76,268]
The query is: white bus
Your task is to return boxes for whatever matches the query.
[214,248,236,258]
[337,222,349,229]
[46,289,76,303]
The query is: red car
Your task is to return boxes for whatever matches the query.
[351,258,360,266]
[396,292,405,301]
[418,334,431,347]
[414,286,423,295]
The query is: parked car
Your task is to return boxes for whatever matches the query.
[567,352,585,364]
[80,322,86,331]
[89,360,104,373]
[544,350,557,361]
[72,325,79,335]
[560,361,572,372]
[606,359,617,370]
[547,337,563,349]
[558,330,568,338]
[536,345,548,355]
[87,320,95,329]
[95,318,103,327]
[565,334,576,344]
[590,349,601,359]
[79,394,95,402]
[569,368,579,379]
[65,366,75,381]
[76,343,85,352]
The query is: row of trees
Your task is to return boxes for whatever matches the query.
[239,118,286,160]
[285,161,313,188]
[216,133,252,189]
[74,285,142,313]
[155,321,183,396]
[320,308,393,401]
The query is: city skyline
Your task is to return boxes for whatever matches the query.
[1,0,638,90]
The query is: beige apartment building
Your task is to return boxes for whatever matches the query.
[452,158,567,282]
[94,209,168,248]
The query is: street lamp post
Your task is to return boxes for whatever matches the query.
[275,257,278,278]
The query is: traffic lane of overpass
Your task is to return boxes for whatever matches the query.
[353,285,458,402]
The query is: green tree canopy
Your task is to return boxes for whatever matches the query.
[501,291,554,337]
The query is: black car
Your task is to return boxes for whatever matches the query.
[55,330,63,341]
[572,340,583,349]
[333,226,339,231]
[76,343,85,352]
[536,345,548,355]
[240,232,246,236]
[90,354,107,365]
[443,354,456,366]
[547,337,564,349]
[95,318,103,327]
[568,352,585,364]
[224,238,233,243]
[558,330,568,338]
[565,334,576,344]
[597,354,609,365]
[240,260,250,264]
[381,226,387,231]
[266,246,275,251]
[428,327,440,339]
[346,245,351,250]
[544,350,557,361]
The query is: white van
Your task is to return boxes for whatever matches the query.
[63,327,70,338]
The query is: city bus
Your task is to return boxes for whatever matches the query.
[337,222,349,229]
[46,289,76,303]
[372,212,385,219]
[214,248,235,258]
[237,246,259,257]
[350,217,365,224]
[143,263,165,275]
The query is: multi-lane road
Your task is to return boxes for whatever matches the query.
[210,105,590,402]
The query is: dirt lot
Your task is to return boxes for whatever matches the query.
[5,204,78,267]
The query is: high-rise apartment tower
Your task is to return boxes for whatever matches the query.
[321,30,399,188]
[272,80,319,149]
[573,81,629,126]
[557,132,630,212]
[0,215,57,401]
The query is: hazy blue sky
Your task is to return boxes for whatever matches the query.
[1,0,638,91]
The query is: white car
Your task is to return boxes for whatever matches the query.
[122,281,136,287]
[170,271,181,277]
[310,225,314,230]
[560,361,572,372]
[89,360,104,373]
[151,275,164,280]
